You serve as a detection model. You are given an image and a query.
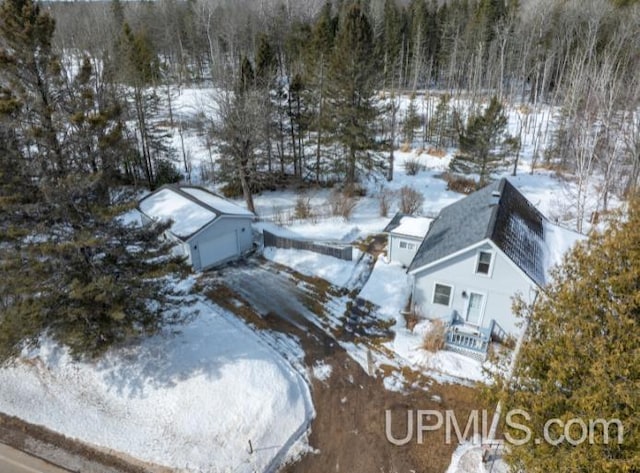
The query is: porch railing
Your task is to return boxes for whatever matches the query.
[442,311,508,361]
[445,327,490,361]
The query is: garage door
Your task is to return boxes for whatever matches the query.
[198,230,238,269]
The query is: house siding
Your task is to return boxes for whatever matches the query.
[388,234,422,267]
[188,216,253,271]
[411,241,537,336]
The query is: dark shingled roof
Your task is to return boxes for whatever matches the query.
[408,178,547,286]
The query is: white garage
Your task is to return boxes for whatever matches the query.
[139,185,255,271]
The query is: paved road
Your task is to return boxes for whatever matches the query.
[0,444,72,473]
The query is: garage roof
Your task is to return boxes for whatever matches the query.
[139,185,254,240]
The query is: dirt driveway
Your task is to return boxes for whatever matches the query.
[202,258,490,473]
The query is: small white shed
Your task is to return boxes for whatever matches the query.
[383,213,432,267]
[139,185,255,271]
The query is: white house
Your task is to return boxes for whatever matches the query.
[138,185,255,271]
[383,213,432,267]
[407,178,583,357]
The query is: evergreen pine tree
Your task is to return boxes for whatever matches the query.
[304,1,336,183]
[0,0,63,176]
[255,33,277,88]
[402,93,421,145]
[449,96,515,185]
[117,22,174,188]
[0,0,189,362]
[495,200,640,471]
[327,2,383,184]
[238,55,255,94]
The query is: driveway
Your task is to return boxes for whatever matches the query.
[208,259,326,331]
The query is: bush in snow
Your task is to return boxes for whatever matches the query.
[328,189,357,220]
[399,186,424,215]
[403,310,422,333]
[442,172,478,194]
[154,159,182,186]
[378,186,395,217]
[294,195,313,220]
[422,319,446,352]
[404,158,425,176]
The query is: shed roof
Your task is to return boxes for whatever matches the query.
[138,185,254,240]
[384,213,432,239]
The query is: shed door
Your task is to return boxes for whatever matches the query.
[198,230,238,269]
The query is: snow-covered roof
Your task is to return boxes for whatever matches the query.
[181,187,254,217]
[409,178,584,286]
[390,216,432,238]
[543,221,585,280]
[138,185,254,240]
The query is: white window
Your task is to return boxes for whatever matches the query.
[433,283,453,306]
[399,241,416,250]
[476,251,493,275]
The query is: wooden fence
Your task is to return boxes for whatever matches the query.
[263,230,353,261]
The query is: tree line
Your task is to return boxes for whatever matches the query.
[0,1,616,206]
[44,0,639,213]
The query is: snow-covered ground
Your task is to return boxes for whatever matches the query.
[263,247,359,288]
[167,85,617,235]
[0,284,313,473]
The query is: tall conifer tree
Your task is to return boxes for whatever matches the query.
[327,2,382,184]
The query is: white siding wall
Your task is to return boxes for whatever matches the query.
[388,234,422,267]
[188,216,253,271]
[411,241,537,336]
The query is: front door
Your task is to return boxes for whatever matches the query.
[466,292,484,325]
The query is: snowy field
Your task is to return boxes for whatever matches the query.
[0,284,313,473]
[168,86,617,233]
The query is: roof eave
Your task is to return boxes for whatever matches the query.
[407,239,492,275]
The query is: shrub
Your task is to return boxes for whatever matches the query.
[294,195,313,220]
[328,190,358,220]
[154,159,182,186]
[400,142,411,153]
[378,187,395,217]
[422,319,446,352]
[220,180,243,198]
[426,147,446,158]
[442,172,477,194]
[404,158,425,176]
[404,310,421,333]
[399,185,424,214]
[342,183,367,198]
